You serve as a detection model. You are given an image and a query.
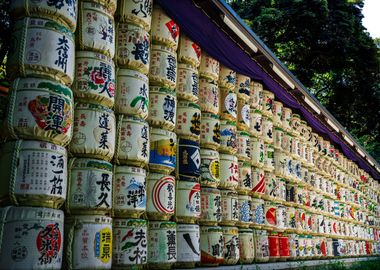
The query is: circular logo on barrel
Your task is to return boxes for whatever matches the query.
[209,159,220,180]
[265,207,276,225]
[36,223,62,265]
[153,176,175,213]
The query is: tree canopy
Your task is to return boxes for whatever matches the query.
[231,0,380,163]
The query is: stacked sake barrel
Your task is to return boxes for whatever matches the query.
[63,1,117,269]
[0,1,77,269]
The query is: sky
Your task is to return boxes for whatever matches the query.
[362,0,380,38]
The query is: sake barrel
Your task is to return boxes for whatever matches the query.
[114,116,149,167]
[77,2,115,57]
[220,120,237,154]
[200,187,222,225]
[151,5,180,49]
[148,87,176,130]
[219,87,237,121]
[282,107,292,132]
[274,149,286,177]
[219,153,239,190]
[69,103,116,161]
[253,229,269,262]
[235,74,250,101]
[199,52,219,81]
[222,226,240,265]
[117,0,153,31]
[115,69,149,119]
[200,149,220,188]
[250,81,263,111]
[237,161,253,195]
[264,144,275,172]
[175,180,201,224]
[262,116,274,144]
[279,233,290,260]
[200,226,224,266]
[262,90,274,117]
[67,158,112,215]
[268,232,280,261]
[7,18,75,86]
[251,198,265,227]
[264,201,277,229]
[176,224,200,268]
[291,136,300,159]
[178,34,201,67]
[177,139,201,181]
[177,63,199,102]
[199,78,219,114]
[311,132,319,151]
[146,173,175,220]
[64,215,112,270]
[6,77,73,146]
[250,109,263,138]
[237,99,251,131]
[252,167,265,197]
[278,178,287,202]
[251,137,265,168]
[276,205,287,230]
[10,0,77,32]
[113,166,146,218]
[218,65,236,90]
[237,195,253,228]
[0,206,64,270]
[286,207,297,232]
[149,46,177,89]
[272,100,283,127]
[264,172,278,201]
[220,190,239,226]
[112,219,148,269]
[176,101,201,140]
[238,228,255,264]
[0,140,67,208]
[299,120,308,142]
[281,132,292,154]
[200,113,220,150]
[290,113,301,137]
[116,23,150,74]
[288,234,300,260]
[149,128,176,174]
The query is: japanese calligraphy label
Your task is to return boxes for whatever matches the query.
[237,99,250,131]
[148,221,177,266]
[151,5,180,49]
[250,82,263,111]
[262,117,273,145]
[112,219,147,267]
[222,226,240,265]
[148,87,176,131]
[116,23,150,74]
[176,102,201,140]
[115,116,149,167]
[276,205,287,230]
[236,131,251,162]
[113,166,146,218]
[220,190,239,226]
[78,2,115,58]
[175,181,201,223]
[177,63,199,102]
[274,127,284,151]
[238,195,253,227]
[0,140,67,209]
[253,229,269,262]
[220,88,237,121]
[117,0,153,31]
[73,51,115,108]
[272,101,283,127]
[252,167,265,196]
[199,78,219,114]
[262,90,274,117]
[286,207,297,231]
[282,107,292,132]
[0,206,64,269]
[177,139,201,180]
[237,161,252,194]
[264,144,275,172]
[115,69,149,118]
[274,149,286,177]
[220,120,237,154]
[6,78,73,146]
[290,113,301,137]
[65,215,112,269]
[178,34,201,67]
[10,0,78,31]
[147,174,175,220]
[250,109,263,138]
[8,18,75,86]
[251,137,265,168]
[238,228,255,264]
[219,153,239,190]
[149,128,176,173]
[251,198,265,226]
[200,113,220,150]
[218,65,236,90]
[149,46,177,90]
[199,52,220,81]
[67,158,113,215]
[70,103,116,161]
[200,187,222,225]
[200,226,224,266]
[176,224,200,266]
[235,74,250,101]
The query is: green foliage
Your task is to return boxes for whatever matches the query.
[231,0,380,163]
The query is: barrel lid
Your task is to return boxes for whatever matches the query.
[117,68,149,81]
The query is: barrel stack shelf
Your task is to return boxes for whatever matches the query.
[0,0,379,270]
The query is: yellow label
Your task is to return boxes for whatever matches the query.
[98,227,112,263]
[209,160,220,179]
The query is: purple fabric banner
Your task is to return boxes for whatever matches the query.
[156,0,380,179]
